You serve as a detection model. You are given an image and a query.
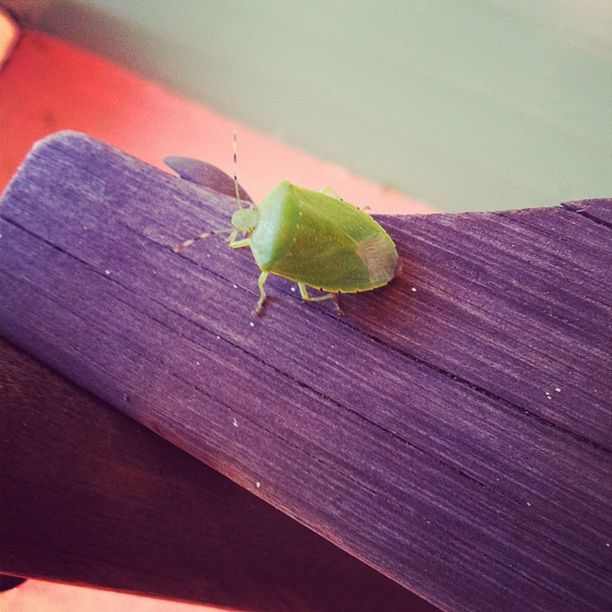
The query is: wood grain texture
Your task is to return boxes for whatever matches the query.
[0,339,428,611]
[1,132,610,611]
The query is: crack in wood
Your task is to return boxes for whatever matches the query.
[561,201,612,230]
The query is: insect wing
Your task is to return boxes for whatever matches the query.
[270,186,397,292]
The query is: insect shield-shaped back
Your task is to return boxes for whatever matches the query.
[250,182,399,293]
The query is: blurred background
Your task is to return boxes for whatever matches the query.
[2,0,611,213]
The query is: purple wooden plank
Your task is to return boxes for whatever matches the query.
[0,338,428,611]
[0,132,610,612]
[375,207,611,447]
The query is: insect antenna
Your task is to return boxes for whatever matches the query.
[174,227,232,253]
[232,132,256,210]
[232,132,245,210]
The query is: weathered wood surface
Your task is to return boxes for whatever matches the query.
[0,339,427,611]
[0,132,610,611]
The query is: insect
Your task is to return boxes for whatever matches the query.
[167,143,399,315]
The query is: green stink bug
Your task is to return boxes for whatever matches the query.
[167,155,398,315]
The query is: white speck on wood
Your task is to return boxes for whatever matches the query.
[232,417,238,427]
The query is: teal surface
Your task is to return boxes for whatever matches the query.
[34,0,612,212]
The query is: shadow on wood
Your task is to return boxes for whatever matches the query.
[0,132,610,611]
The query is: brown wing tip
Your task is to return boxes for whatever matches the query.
[357,234,399,284]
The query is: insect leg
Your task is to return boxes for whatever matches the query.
[228,238,251,249]
[254,271,270,315]
[298,283,337,303]
[174,228,232,253]
[319,186,343,200]
[297,283,343,314]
